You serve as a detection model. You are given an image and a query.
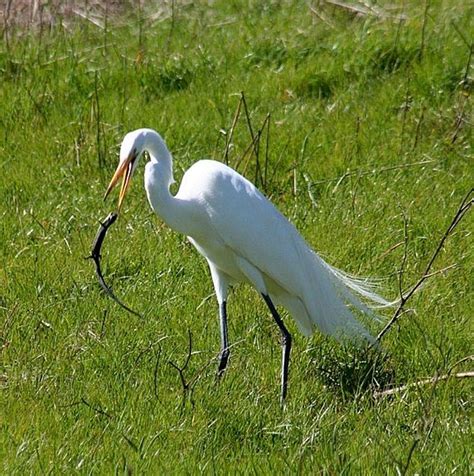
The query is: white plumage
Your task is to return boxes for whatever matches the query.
[105,128,389,401]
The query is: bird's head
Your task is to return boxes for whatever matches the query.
[104,129,148,211]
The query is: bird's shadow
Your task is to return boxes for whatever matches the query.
[306,341,396,399]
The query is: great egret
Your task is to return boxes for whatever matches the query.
[105,128,389,402]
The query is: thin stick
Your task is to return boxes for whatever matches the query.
[323,0,375,17]
[377,189,473,341]
[263,113,271,192]
[241,92,264,187]
[168,329,193,392]
[168,330,195,410]
[308,4,336,28]
[223,94,243,165]
[374,371,474,397]
[418,0,430,60]
[168,336,246,405]
[80,397,113,418]
[233,127,261,172]
[401,439,419,476]
[236,114,271,178]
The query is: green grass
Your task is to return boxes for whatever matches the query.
[1,0,473,473]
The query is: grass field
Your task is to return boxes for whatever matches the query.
[1,0,473,473]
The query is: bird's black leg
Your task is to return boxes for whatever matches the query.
[261,294,292,404]
[217,301,230,376]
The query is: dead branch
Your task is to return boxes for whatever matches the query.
[167,332,246,410]
[374,371,474,398]
[322,0,407,21]
[241,92,265,187]
[168,330,193,392]
[235,114,271,181]
[80,397,113,418]
[377,189,473,341]
[263,113,271,192]
[223,94,243,165]
[400,438,419,476]
[324,0,376,17]
[309,4,336,28]
[168,330,196,410]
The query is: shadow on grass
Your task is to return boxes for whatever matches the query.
[307,342,396,399]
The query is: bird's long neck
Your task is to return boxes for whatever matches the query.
[147,135,175,188]
[144,134,190,235]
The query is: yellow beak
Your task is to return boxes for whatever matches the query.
[104,154,135,211]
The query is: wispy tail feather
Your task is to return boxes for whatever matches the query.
[303,251,394,344]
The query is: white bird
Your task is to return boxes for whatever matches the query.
[105,128,389,402]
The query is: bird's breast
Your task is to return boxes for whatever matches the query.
[187,235,246,283]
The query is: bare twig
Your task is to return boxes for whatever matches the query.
[379,240,404,259]
[422,263,457,279]
[168,330,195,409]
[134,336,168,364]
[322,0,407,21]
[309,4,336,28]
[323,0,375,17]
[263,113,271,192]
[168,332,246,410]
[71,8,105,29]
[80,397,113,418]
[451,21,471,49]
[223,94,243,165]
[236,114,271,181]
[448,354,474,373]
[221,95,272,190]
[233,128,259,172]
[400,438,419,476]
[418,0,431,60]
[241,92,265,187]
[377,189,473,341]
[374,371,474,398]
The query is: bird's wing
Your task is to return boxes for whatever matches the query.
[189,161,313,297]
